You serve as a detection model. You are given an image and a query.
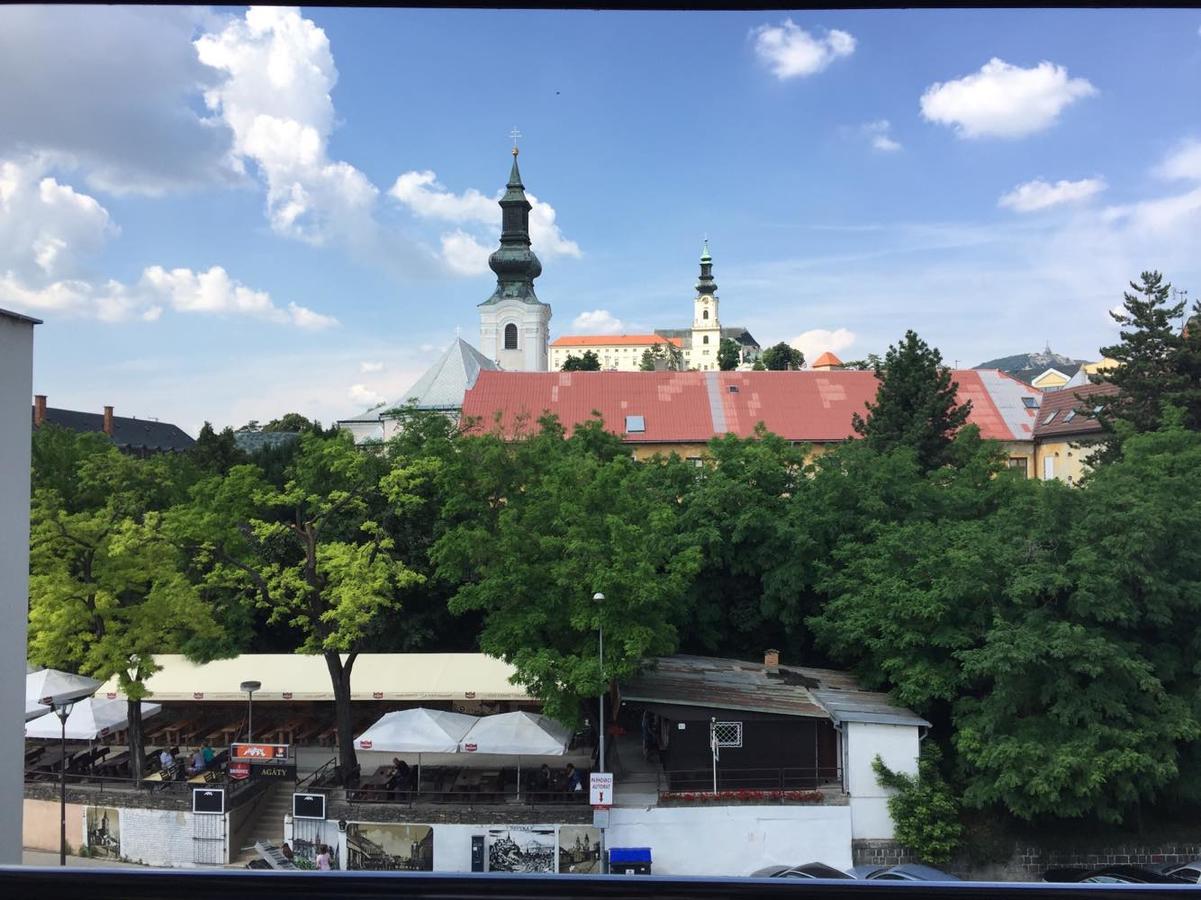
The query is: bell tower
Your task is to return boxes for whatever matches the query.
[690,240,722,371]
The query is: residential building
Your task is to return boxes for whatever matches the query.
[30,395,194,456]
[549,334,683,372]
[459,368,1041,472]
[1,308,38,865]
[337,338,498,443]
[1032,382,1117,484]
[477,149,551,372]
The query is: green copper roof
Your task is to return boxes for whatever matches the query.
[695,240,717,297]
[480,150,546,307]
[700,239,711,262]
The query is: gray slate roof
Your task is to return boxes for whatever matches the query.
[620,654,929,727]
[341,339,499,422]
[35,408,194,453]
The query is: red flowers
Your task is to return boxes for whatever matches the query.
[660,789,823,804]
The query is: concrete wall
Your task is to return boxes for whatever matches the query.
[0,311,36,865]
[845,722,920,840]
[23,797,86,853]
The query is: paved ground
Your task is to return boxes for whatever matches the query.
[22,849,151,868]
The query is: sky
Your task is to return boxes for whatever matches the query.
[2,6,1200,435]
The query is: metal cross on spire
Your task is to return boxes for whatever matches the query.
[509,126,522,155]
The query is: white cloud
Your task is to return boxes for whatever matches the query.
[440,230,492,276]
[347,384,385,408]
[752,20,855,79]
[570,310,627,335]
[790,328,856,363]
[862,120,902,152]
[141,265,337,329]
[1155,138,1201,182]
[998,177,1107,212]
[359,361,384,373]
[0,6,236,195]
[920,58,1097,139]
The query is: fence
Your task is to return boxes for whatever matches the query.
[662,765,842,795]
[24,767,264,808]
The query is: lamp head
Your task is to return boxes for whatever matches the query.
[240,680,262,694]
[53,699,76,722]
[592,592,604,602]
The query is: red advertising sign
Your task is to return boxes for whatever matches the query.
[105,692,117,700]
[464,743,478,752]
[229,762,250,780]
[358,739,373,750]
[372,691,383,700]
[464,691,476,699]
[282,692,293,700]
[192,692,204,700]
[230,743,289,762]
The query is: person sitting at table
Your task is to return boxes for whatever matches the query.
[201,742,215,766]
[159,748,175,773]
[564,763,583,792]
[186,748,206,776]
[534,764,551,791]
[392,758,410,782]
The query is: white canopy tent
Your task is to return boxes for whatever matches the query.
[354,707,479,793]
[459,711,571,756]
[25,697,162,741]
[25,668,102,721]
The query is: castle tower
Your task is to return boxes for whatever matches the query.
[478,148,552,371]
[690,240,722,371]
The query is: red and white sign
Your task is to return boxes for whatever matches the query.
[358,739,373,750]
[282,692,293,700]
[192,692,204,700]
[464,691,476,700]
[463,743,478,753]
[590,772,614,808]
[105,692,117,700]
[372,691,384,700]
[229,762,250,780]
[230,743,289,762]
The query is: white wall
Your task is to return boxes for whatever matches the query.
[845,722,920,840]
[0,311,36,865]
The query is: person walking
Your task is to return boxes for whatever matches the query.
[316,844,332,870]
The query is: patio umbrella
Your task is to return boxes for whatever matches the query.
[25,697,162,741]
[459,711,572,796]
[25,668,102,721]
[354,707,479,793]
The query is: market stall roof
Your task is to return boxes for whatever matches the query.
[620,655,929,728]
[459,711,571,756]
[26,668,102,721]
[355,708,479,753]
[96,653,529,702]
[25,697,161,741]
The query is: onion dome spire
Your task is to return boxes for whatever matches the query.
[482,145,543,305]
[696,239,717,296]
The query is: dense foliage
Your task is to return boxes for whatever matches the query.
[760,341,804,370]
[874,745,963,864]
[561,351,601,371]
[717,338,741,370]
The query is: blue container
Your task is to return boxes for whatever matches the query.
[609,847,652,874]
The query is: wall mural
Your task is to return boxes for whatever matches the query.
[345,823,434,871]
[85,807,121,860]
[557,825,601,874]
[487,827,556,873]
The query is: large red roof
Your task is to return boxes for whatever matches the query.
[460,370,1039,444]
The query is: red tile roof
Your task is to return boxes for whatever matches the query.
[811,351,843,368]
[461,370,1037,444]
[1033,383,1117,439]
[551,334,683,348]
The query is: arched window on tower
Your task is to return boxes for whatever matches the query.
[703,334,710,344]
[504,323,518,350]
[703,309,709,320]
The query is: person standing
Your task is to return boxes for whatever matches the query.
[316,844,331,870]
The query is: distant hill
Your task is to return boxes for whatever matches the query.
[975,349,1092,387]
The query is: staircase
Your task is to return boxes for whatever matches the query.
[232,782,293,865]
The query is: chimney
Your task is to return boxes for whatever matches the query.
[103,405,114,437]
[34,394,46,427]
[764,648,780,670]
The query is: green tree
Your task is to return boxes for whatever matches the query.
[761,342,804,371]
[434,417,701,723]
[851,330,972,472]
[751,358,766,371]
[717,338,741,371]
[639,341,684,372]
[561,351,601,371]
[190,422,247,475]
[841,353,882,371]
[873,744,962,865]
[1091,272,1201,461]
[262,412,321,433]
[27,429,223,781]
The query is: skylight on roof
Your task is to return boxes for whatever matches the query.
[728,385,739,393]
[1064,410,1077,423]
[625,415,646,433]
[1022,396,1039,409]
[1042,410,1058,425]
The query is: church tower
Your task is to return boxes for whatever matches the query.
[690,240,722,371]
[478,147,552,371]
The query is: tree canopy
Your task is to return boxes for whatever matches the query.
[761,342,804,371]
[561,350,601,371]
[717,338,741,371]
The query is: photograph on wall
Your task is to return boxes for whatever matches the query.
[487,827,556,873]
[85,806,120,860]
[558,825,601,874]
[345,823,433,871]
[291,817,343,869]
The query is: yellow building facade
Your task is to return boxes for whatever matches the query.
[549,335,683,372]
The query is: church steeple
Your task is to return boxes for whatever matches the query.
[482,147,543,305]
[695,239,717,297]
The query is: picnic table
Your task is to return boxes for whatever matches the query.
[207,718,244,746]
[164,718,201,747]
[93,750,130,777]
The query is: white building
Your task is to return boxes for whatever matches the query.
[0,307,39,864]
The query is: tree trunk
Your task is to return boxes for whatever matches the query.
[325,651,358,785]
[127,697,144,783]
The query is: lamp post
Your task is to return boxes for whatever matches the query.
[46,697,77,866]
[593,591,608,876]
[240,680,261,742]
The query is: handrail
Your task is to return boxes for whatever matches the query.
[297,755,339,791]
[662,765,842,793]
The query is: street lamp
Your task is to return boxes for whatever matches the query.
[240,680,261,742]
[44,697,77,866]
[592,591,607,876]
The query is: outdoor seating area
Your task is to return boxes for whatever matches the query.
[345,762,591,805]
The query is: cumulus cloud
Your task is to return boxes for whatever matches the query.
[790,328,856,363]
[0,6,236,195]
[999,177,1107,212]
[752,20,855,79]
[920,58,1097,139]
[862,120,902,152]
[570,310,627,335]
[360,361,384,373]
[347,384,385,408]
[1155,138,1201,182]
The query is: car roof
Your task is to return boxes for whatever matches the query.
[749,866,790,878]
[882,864,961,880]
[849,865,889,879]
[783,863,852,879]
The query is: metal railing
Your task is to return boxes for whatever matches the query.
[662,765,842,795]
[24,767,263,806]
[343,785,590,807]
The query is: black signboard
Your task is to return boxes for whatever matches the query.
[293,792,326,820]
[252,763,297,781]
[193,788,225,815]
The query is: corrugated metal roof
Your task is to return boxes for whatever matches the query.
[619,655,928,727]
[461,369,1037,444]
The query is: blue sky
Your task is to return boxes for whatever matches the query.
[2,7,1199,433]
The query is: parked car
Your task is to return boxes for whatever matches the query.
[750,862,854,879]
[1043,865,1194,884]
[1148,860,1201,882]
[853,864,960,881]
